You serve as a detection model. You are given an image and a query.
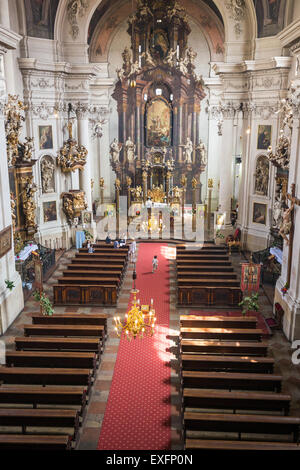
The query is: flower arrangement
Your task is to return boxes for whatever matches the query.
[281,283,289,296]
[215,229,225,239]
[238,293,259,316]
[33,291,54,316]
[83,229,93,241]
[5,280,15,291]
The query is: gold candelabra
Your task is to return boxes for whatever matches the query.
[114,289,156,341]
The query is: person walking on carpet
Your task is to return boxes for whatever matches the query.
[152,255,158,273]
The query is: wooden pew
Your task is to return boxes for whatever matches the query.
[79,247,128,254]
[75,252,127,259]
[176,243,226,251]
[0,435,72,450]
[183,389,291,415]
[0,366,93,389]
[71,257,125,265]
[0,409,79,437]
[177,279,240,287]
[178,286,242,306]
[181,354,274,373]
[180,315,257,329]
[177,260,232,267]
[180,339,268,356]
[57,277,120,286]
[6,351,97,373]
[31,313,108,335]
[15,336,102,353]
[54,284,117,306]
[177,272,237,279]
[0,386,87,412]
[176,249,228,256]
[67,263,124,271]
[182,371,282,391]
[23,324,105,339]
[185,439,300,451]
[177,266,234,273]
[184,412,300,442]
[63,270,122,278]
[176,254,229,261]
[180,327,262,341]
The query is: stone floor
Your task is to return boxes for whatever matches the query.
[1,244,300,450]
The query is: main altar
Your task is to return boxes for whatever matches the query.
[110,0,207,205]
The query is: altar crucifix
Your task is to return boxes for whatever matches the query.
[282,184,300,287]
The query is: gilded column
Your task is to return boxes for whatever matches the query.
[77,104,92,211]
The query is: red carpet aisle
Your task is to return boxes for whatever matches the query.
[98,243,171,450]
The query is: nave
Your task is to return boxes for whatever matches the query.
[1,242,300,451]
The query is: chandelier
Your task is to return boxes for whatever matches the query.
[57,104,88,172]
[114,271,157,340]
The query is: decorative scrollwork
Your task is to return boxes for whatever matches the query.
[57,121,87,172]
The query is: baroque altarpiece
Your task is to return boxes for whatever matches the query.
[110,0,206,204]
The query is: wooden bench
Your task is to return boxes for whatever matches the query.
[178,279,240,287]
[0,434,72,450]
[31,313,108,335]
[6,351,97,373]
[67,263,124,271]
[178,286,242,306]
[182,371,281,391]
[0,366,93,389]
[177,272,237,279]
[176,254,229,260]
[23,324,105,339]
[180,339,268,356]
[57,277,120,286]
[181,354,274,373]
[183,389,291,414]
[177,266,234,273]
[183,412,300,441]
[0,409,80,437]
[72,257,126,265]
[185,439,300,451]
[180,315,257,329]
[180,327,262,341]
[15,336,102,353]
[54,284,117,306]
[177,260,232,267]
[63,270,122,278]
[79,248,128,254]
[0,386,87,411]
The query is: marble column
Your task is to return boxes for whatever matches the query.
[218,110,236,230]
[77,105,92,211]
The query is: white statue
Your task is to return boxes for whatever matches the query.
[165,48,177,67]
[183,137,193,163]
[125,136,136,162]
[23,137,34,162]
[141,51,156,68]
[41,157,55,193]
[197,139,207,166]
[110,138,122,163]
[178,57,188,75]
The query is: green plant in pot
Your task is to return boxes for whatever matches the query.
[33,291,54,316]
[238,293,259,316]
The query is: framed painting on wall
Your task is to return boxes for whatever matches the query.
[146,98,172,147]
[257,125,271,150]
[0,225,12,258]
[43,201,57,223]
[253,202,267,225]
[39,125,53,150]
[82,211,93,225]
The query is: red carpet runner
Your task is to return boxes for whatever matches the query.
[98,243,171,450]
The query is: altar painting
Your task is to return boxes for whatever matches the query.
[146,99,172,147]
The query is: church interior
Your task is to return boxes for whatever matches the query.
[1,0,300,452]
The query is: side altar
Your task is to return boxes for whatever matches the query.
[109,0,207,205]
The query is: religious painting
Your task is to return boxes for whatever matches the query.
[43,201,57,223]
[82,211,93,225]
[254,155,269,196]
[253,202,267,225]
[146,98,172,147]
[39,125,53,150]
[150,28,169,60]
[24,0,59,40]
[254,0,285,38]
[0,225,12,258]
[241,263,261,292]
[257,124,271,150]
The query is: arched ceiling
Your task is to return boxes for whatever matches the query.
[88,0,225,63]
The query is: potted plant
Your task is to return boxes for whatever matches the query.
[215,229,225,245]
[238,293,259,316]
[5,280,15,291]
[83,229,93,242]
[33,291,54,316]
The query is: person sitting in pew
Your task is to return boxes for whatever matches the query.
[114,240,120,249]
[105,233,112,244]
[87,241,94,253]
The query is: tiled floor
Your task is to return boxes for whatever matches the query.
[1,244,300,450]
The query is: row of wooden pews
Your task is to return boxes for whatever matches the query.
[176,243,242,307]
[0,312,107,450]
[179,314,300,450]
[53,242,130,307]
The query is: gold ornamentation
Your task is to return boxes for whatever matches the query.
[147,185,165,203]
[192,177,198,189]
[208,178,214,188]
[115,178,121,190]
[21,177,37,232]
[114,289,156,341]
[99,177,104,188]
[62,191,87,225]
[126,176,132,187]
[57,121,88,172]
[131,186,143,201]
[181,175,187,188]
[4,95,35,167]
[10,192,16,236]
